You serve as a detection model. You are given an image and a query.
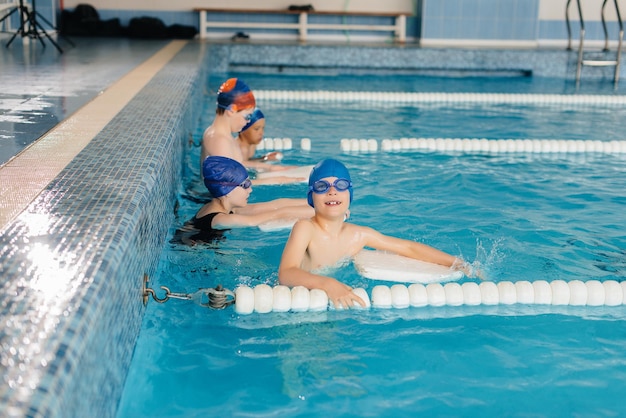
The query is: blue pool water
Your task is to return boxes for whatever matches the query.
[117,73,626,417]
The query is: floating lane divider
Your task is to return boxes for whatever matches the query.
[254,90,626,106]
[256,137,312,152]
[254,137,626,154]
[234,280,626,315]
[339,138,626,154]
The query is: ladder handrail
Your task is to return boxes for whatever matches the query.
[601,0,623,51]
[573,0,623,87]
[569,0,623,51]
[601,0,609,50]
[566,0,585,50]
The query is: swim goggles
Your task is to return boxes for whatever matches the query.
[211,178,252,189]
[309,178,352,194]
[238,178,252,189]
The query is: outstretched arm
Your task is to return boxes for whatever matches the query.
[212,205,313,229]
[362,226,480,277]
[278,221,366,308]
[250,176,306,185]
[233,198,310,215]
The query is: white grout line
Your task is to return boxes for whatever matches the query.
[0,40,188,230]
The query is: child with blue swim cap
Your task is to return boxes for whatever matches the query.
[236,107,305,178]
[279,158,479,308]
[174,156,314,244]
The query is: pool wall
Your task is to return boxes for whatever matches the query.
[0,44,206,417]
[0,41,623,418]
[205,43,622,79]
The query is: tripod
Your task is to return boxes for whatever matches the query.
[0,0,73,53]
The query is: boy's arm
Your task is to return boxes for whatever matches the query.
[278,221,366,308]
[212,206,313,229]
[233,198,309,215]
[244,159,293,171]
[362,227,481,278]
[362,227,461,268]
[249,151,283,162]
[251,176,306,185]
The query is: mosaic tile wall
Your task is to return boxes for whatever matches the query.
[0,43,205,418]
[204,42,617,79]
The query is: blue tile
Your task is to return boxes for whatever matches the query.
[515,0,539,19]
[442,0,462,17]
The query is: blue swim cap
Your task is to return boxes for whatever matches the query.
[216,78,256,112]
[241,108,265,132]
[307,158,353,207]
[202,156,249,198]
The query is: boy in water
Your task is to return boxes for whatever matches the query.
[201,79,303,185]
[201,78,254,166]
[237,108,284,169]
[278,158,476,308]
[175,156,314,245]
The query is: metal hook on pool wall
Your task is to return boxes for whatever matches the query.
[142,274,171,305]
[142,274,235,309]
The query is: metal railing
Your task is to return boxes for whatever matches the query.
[566,0,623,86]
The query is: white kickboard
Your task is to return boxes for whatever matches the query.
[258,219,297,232]
[353,249,464,283]
[255,165,313,183]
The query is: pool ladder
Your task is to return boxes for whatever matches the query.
[566,0,623,86]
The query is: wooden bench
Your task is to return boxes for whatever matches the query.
[194,8,408,43]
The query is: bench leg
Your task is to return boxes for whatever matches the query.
[395,14,406,43]
[199,10,207,39]
[298,12,307,42]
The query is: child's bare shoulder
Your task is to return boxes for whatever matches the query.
[293,218,315,231]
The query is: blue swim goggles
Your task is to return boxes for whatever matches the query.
[309,178,352,194]
[214,178,251,189]
[237,178,252,189]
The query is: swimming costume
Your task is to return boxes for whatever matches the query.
[171,212,231,245]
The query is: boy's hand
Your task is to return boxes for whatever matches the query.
[264,151,283,161]
[323,278,366,309]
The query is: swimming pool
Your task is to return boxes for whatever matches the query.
[117,71,626,416]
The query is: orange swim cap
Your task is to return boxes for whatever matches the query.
[216,78,256,112]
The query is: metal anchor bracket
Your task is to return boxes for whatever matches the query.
[142,274,235,309]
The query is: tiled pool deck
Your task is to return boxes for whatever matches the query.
[0,36,624,417]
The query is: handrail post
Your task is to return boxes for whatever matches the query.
[613,0,623,86]
[601,0,610,51]
[575,0,585,85]
[566,0,573,50]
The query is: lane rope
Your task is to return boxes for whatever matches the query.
[255,90,626,106]
[234,280,626,314]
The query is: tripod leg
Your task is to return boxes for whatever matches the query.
[32,17,63,53]
[5,29,20,48]
[23,10,47,48]
[0,7,18,25]
[4,7,24,48]
[34,10,75,47]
